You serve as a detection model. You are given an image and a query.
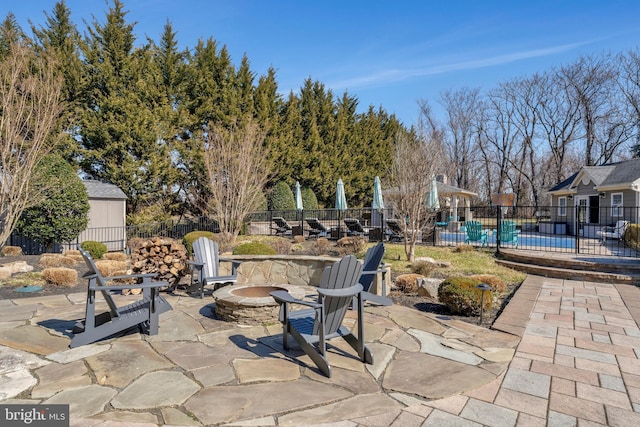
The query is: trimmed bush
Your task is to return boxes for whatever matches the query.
[268,181,295,211]
[336,236,367,255]
[438,276,492,316]
[470,274,507,294]
[81,241,108,259]
[42,267,78,287]
[301,187,319,210]
[270,238,292,255]
[39,254,78,268]
[233,242,277,255]
[395,273,423,293]
[63,250,84,263]
[183,231,216,255]
[1,246,23,256]
[94,260,129,277]
[309,237,331,256]
[103,252,128,262]
[293,235,305,244]
[412,260,435,276]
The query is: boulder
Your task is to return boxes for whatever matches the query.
[417,277,443,299]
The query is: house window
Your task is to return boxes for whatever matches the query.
[611,193,623,217]
[558,197,567,217]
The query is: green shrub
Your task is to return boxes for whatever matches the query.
[438,276,492,316]
[233,242,277,255]
[301,187,319,210]
[268,181,295,211]
[183,231,215,255]
[81,241,108,259]
[16,154,89,252]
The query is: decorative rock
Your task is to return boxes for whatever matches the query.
[417,277,443,299]
[414,256,451,268]
[4,261,34,273]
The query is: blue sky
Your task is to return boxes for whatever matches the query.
[4,0,640,127]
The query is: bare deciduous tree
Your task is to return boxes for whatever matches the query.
[202,119,270,241]
[0,42,64,248]
[388,127,442,262]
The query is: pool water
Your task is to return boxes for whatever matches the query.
[439,232,576,249]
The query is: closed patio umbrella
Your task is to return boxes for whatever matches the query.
[295,181,303,211]
[295,181,304,232]
[427,177,440,210]
[372,176,385,241]
[335,179,347,239]
[372,176,384,211]
[335,178,347,211]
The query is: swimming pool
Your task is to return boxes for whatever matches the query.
[439,231,576,249]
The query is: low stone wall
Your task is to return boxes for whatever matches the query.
[218,254,390,296]
[220,255,339,287]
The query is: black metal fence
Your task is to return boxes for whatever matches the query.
[9,206,639,257]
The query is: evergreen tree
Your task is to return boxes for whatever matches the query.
[0,13,25,59]
[78,0,173,215]
[30,0,84,159]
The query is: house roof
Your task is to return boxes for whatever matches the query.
[435,181,478,197]
[547,158,640,194]
[82,180,127,200]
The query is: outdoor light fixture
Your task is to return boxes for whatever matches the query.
[476,283,493,325]
[567,194,573,200]
[600,192,606,198]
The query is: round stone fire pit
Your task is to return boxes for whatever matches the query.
[212,283,308,325]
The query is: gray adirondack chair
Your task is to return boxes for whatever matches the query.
[270,255,374,377]
[189,237,241,298]
[70,246,173,348]
[359,242,392,306]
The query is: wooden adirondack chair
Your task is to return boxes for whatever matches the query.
[464,221,488,247]
[70,246,173,348]
[270,255,374,377]
[497,220,520,248]
[358,242,392,306]
[189,237,241,298]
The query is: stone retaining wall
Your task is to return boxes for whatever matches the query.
[218,254,390,295]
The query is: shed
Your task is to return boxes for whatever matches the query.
[75,180,128,251]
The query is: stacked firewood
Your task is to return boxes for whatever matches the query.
[130,237,189,288]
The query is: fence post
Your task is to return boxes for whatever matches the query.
[495,206,501,256]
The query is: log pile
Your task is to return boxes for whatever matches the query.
[131,237,189,288]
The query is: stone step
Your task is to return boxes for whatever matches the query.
[495,259,640,284]
[498,249,640,274]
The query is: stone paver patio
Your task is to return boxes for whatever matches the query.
[1,272,640,426]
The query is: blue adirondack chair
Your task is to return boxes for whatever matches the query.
[464,221,488,247]
[497,220,520,248]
